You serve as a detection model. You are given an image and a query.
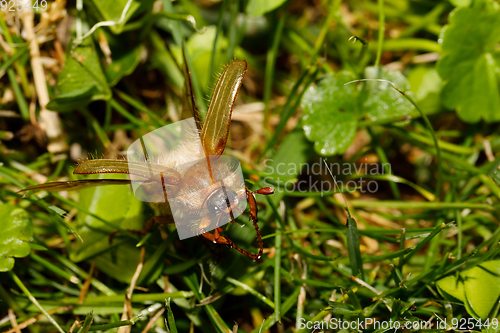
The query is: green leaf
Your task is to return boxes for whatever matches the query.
[0,204,33,272]
[407,66,443,115]
[437,261,500,319]
[246,0,286,16]
[186,26,228,95]
[436,1,500,123]
[450,0,472,7]
[360,66,415,121]
[47,38,111,112]
[85,0,155,34]
[436,274,466,303]
[301,71,358,156]
[165,298,178,333]
[70,174,144,283]
[462,261,500,319]
[104,42,144,87]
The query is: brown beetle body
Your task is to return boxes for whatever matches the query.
[21,51,274,260]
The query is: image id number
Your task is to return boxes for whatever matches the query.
[1,0,47,12]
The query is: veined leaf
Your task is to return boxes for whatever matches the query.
[102,31,144,86]
[47,38,111,112]
[437,0,500,123]
[437,261,500,319]
[462,261,500,319]
[360,66,415,121]
[0,204,33,272]
[301,71,358,156]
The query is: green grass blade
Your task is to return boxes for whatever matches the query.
[165,298,178,333]
[346,216,364,279]
[77,312,93,333]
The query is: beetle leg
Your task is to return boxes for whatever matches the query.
[200,232,262,261]
[203,188,265,260]
[213,213,227,243]
[198,187,274,260]
[198,215,212,235]
[213,225,220,243]
[245,189,264,261]
[226,199,245,227]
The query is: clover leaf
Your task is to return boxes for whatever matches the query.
[301,67,418,156]
[437,1,500,123]
[0,204,33,272]
[301,71,358,156]
[360,66,416,121]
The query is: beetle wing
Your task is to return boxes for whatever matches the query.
[19,179,132,193]
[75,159,181,185]
[200,60,247,156]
